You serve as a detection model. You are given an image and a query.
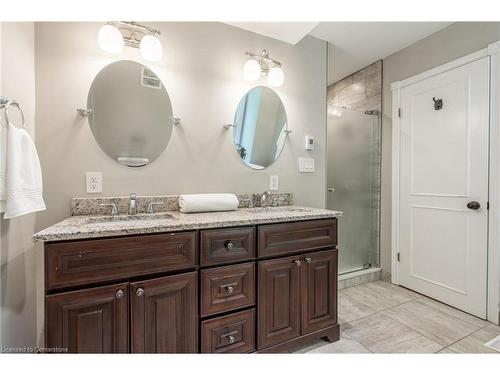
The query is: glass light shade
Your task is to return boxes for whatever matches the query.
[267,66,284,87]
[243,59,261,81]
[98,24,124,54]
[140,35,163,61]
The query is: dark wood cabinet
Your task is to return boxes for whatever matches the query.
[257,249,339,351]
[44,218,339,353]
[301,250,338,334]
[130,272,198,353]
[201,262,255,317]
[200,227,255,266]
[45,232,196,291]
[257,219,337,258]
[201,309,255,353]
[258,255,302,349]
[46,283,129,353]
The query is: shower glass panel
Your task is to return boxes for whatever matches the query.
[327,108,381,274]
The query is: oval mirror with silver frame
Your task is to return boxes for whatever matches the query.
[232,86,288,169]
[87,60,173,167]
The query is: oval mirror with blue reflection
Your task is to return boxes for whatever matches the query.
[233,86,288,169]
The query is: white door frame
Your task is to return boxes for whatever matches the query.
[391,40,500,324]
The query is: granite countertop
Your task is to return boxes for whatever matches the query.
[33,206,342,242]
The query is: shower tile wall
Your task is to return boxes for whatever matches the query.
[328,60,382,111]
[327,60,382,272]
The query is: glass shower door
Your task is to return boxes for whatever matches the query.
[327,108,381,274]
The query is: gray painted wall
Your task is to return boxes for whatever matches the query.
[380,22,500,280]
[35,22,328,232]
[0,22,38,349]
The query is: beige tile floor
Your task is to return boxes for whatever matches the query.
[293,281,500,354]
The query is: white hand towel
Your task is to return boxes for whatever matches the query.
[0,123,7,213]
[179,194,239,213]
[3,123,46,219]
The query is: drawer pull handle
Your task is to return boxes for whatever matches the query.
[136,288,145,297]
[226,242,234,250]
[228,335,235,344]
[226,285,234,294]
[304,257,312,264]
[294,259,301,267]
[115,289,124,299]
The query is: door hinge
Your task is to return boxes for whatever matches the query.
[397,252,400,262]
[398,108,401,118]
[487,201,490,210]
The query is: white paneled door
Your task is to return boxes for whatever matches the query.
[398,57,490,318]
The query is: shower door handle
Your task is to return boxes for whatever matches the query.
[327,187,335,192]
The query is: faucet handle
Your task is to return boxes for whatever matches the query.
[147,202,164,214]
[99,203,118,216]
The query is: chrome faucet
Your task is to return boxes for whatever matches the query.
[129,193,137,215]
[261,191,272,207]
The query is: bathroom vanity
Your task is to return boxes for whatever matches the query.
[35,202,341,353]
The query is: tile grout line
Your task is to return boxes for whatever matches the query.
[340,282,490,353]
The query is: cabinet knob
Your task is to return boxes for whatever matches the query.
[226,242,234,250]
[304,257,312,264]
[115,289,124,299]
[294,259,301,266]
[136,288,145,297]
[228,335,235,344]
[226,285,234,294]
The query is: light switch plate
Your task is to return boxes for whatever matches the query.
[298,158,315,173]
[86,172,102,193]
[270,175,279,190]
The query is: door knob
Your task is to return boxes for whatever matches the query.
[136,288,145,297]
[115,289,124,299]
[294,259,301,266]
[467,201,481,210]
[304,257,312,264]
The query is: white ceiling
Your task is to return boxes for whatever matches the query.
[310,22,452,83]
[225,22,452,84]
[226,22,319,44]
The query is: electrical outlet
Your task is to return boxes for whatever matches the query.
[270,175,279,190]
[86,172,102,193]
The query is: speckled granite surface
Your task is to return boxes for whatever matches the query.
[33,206,341,242]
[71,192,293,216]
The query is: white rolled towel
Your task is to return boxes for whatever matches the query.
[179,193,239,213]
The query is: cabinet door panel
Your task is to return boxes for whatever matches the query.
[46,283,129,353]
[301,249,338,334]
[258,255,301,349]
[131,272,197,353]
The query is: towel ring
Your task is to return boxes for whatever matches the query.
[5,101,25,129]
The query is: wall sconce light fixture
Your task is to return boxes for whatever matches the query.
[243,49,284,87]
[98,22,163,61]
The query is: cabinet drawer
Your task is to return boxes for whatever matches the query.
[257,219,337,258]
[45,232,196,290]
[201,309,255,353]
[200,262,255,316]
[200,227,255,266]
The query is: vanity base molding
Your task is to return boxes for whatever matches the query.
[42,217,339,353]
[257,324,340,353]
